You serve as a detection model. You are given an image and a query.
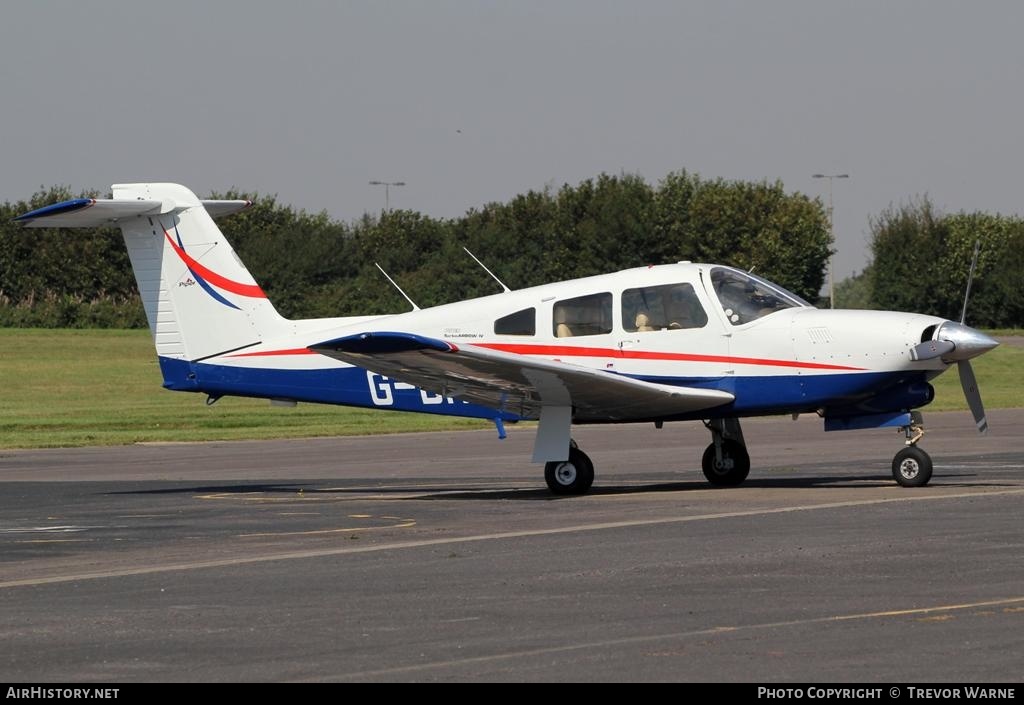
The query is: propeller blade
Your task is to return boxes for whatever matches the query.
[910,339,955,361]
[958,360,988,434]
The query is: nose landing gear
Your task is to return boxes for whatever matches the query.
[893,411,933,487]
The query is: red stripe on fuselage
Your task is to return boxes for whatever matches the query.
[227,348,315,357]
[164,230,267,299]
[474,342,865,371]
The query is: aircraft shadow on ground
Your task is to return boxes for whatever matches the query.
[409,473,1008,500]
[102,471,1008,502]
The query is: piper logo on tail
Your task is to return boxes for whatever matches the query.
[162,222,267,310]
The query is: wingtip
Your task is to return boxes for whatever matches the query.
[14,197,95,223]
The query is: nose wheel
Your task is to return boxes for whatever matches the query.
[892,446,933,487]
[893,412,933,487]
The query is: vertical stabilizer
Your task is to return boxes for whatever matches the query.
[17,183,287,363]
[111,183,285,361]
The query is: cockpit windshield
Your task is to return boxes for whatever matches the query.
[710,267,812,325]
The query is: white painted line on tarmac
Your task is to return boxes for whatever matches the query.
[314,595,1024,681]
[2,487,1023,590]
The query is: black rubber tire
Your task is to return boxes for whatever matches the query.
[892,446,933,487]
[701,439,751,486]
[544,447,595,496]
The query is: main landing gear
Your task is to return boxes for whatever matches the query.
[544,440,595,495]
[892,411,933,487]
[701,417,751,486]
[542,420,756,495]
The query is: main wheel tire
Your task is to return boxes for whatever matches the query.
[544,447,595,496]
[701,440,751,486]
[892,446,933,487]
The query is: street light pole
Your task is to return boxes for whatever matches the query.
[368,180,406,212]
[812,173,849,309]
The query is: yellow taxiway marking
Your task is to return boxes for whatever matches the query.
[195,482,534,503]
[2,487,1022,590]
[316,594,1024,681]
[238,520,416,538]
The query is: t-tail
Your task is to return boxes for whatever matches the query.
[16,183,287,380]
[16,185,506,420]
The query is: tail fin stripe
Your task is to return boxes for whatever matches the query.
[161,225,267,299]
[185,264,243,310]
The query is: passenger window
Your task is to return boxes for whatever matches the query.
[552,293,613,337]
[622,283,708,332]
[494,308,536,336]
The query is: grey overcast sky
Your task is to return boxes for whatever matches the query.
[2,1,1023,279]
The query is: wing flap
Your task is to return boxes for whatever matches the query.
[311,332,734,421]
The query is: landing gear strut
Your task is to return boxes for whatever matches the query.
[544,440,595,495]
[702,418,751,486]
[893,411,933,487]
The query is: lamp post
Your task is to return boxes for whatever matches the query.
[368,180,406,212]
[812,173,849,309]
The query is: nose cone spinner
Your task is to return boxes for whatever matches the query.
[935,321,998,435]
[935,321,1000,362]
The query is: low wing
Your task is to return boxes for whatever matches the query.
[310,331,734,422]
[15,198,251,227]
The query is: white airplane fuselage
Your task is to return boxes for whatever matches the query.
[17,183,998,492]
[174,263,949,424]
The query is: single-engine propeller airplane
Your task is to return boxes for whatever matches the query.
[16,183,999,494]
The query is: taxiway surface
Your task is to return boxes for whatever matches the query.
[1,409,1022,681]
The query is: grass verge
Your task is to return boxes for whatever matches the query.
[1,328,1020,449]
[0,329,488,448]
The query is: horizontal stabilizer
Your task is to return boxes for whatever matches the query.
[15,197,251,228]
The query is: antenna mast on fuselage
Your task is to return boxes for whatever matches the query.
[463,247,511,293]
[374,263,420,311]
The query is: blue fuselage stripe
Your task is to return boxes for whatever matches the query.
[158,357,929,422]
[158,356,517,420]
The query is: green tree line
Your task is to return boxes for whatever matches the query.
[836,197,1024,327]
[1,171,832,327]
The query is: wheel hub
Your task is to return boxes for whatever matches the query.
[555,462,577,486]
[898,459,920,480]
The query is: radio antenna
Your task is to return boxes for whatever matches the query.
[375,263,420,311]
[463,247,511,293]
[960,239,981,324]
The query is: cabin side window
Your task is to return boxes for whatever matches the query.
[552,293,613,337]
[622,283,708,332]
[494,307,536,336]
